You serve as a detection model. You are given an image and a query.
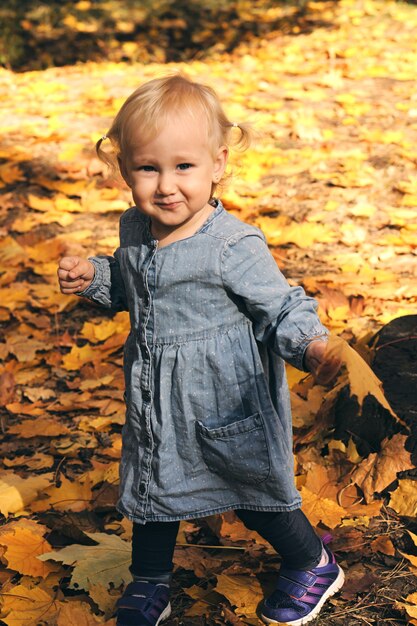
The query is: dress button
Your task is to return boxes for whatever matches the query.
[139,483,146,495]
[142,389,151,402]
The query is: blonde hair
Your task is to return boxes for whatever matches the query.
[96,73,251,188]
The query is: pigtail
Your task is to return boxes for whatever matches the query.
[95,133,120,176]
[229,122,252,152]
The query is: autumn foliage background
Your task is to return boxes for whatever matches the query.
[1,0,417,624]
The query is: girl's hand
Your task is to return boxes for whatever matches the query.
[304,340,341,385]
[58,256,95,294]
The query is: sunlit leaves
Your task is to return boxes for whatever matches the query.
[1,0,417,624]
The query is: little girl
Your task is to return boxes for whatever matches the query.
[58,73,344,626]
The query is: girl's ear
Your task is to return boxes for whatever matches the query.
[118,156,131,187]
[212,145,228,182]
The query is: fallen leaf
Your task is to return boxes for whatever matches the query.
[388,479,417,517]
[215,574,263,618]
[0,582,58,626]
[300,486,347,528]
[351,434,414,501]
[39,532,131,591]
[0,473,51,516]
[0,519,58,578]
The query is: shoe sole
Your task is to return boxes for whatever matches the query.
[261,566,345,626]
[116,601,171,626]
[157,602,172,625]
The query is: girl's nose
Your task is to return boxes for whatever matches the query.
[157,172,176,195]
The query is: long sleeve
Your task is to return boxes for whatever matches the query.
[221,231,328,370]
[78,251,128,312]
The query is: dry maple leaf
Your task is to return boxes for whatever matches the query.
[56,599,113,625]
[215,573,263,619]
[326,335,401,422]
[39,532,131,592]
[388,479,417,517]
[31,475,94,513]
[0,473,51,517]
[300,486,347,529]
[351,434,414,502]
[0,519,59,578]
[395,591,417,622]
[0,582,58,626]
[370,535,395,557]
[7,416,71,439]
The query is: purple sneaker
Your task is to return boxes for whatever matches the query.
[261,543,344,625]
[116,581,171,626]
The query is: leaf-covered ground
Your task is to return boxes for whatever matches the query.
[1,0,417,624]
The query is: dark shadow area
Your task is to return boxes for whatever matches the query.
[0,0,340,71]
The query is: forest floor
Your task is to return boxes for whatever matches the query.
[0,0,417,624]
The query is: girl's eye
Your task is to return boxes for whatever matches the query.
[138,165,156,172]
[177,163,192,171]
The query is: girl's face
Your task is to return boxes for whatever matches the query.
[119,113,228,244]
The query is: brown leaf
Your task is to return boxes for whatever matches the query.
[351,434,414,501]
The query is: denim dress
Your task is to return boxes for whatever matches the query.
[81,200,328,524]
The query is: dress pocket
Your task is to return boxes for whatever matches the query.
[195,413,271,485]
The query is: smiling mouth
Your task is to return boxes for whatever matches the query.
[156,201,181,209]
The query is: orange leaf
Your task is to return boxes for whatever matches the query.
[215,574,263,618]
[300,486,347,528]
[351,434,414,502]
[0,520,58,578]
[31,475,94,513]
[6,416,71,439]
[56,600,107,625]
[326,336,400,421]
[0,473,51,516]
[370,535,395,557]
[389,479,417,517]
[0,582,58,626]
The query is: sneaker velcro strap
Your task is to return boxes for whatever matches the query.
[280,568,316,587]
[276,575,315,599]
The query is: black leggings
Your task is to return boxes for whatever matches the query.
[131,508,322,580]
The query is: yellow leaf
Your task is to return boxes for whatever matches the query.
[0,583,58,626]
[300,486,346,528]
[81,312,129,343]
[62,344,98,371]
[27,194,54,212]
[0,520,57,578]
[0,163,25,184]
[0,237,27,266]
[396,590,417,620]
[0,286,30,312]
[55,195,83,213]
[215,574,263,617]
[351,434,414,501]
[0,473,51,516]
[39,532,131,590]
[31,475,94,513]
[256,216,336,248]
[36,176,88,196]
[326,336,399,420]
[389,480,417,517]
[56,600,105,625]
[7,416,71,439]
[3,453,54,471]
